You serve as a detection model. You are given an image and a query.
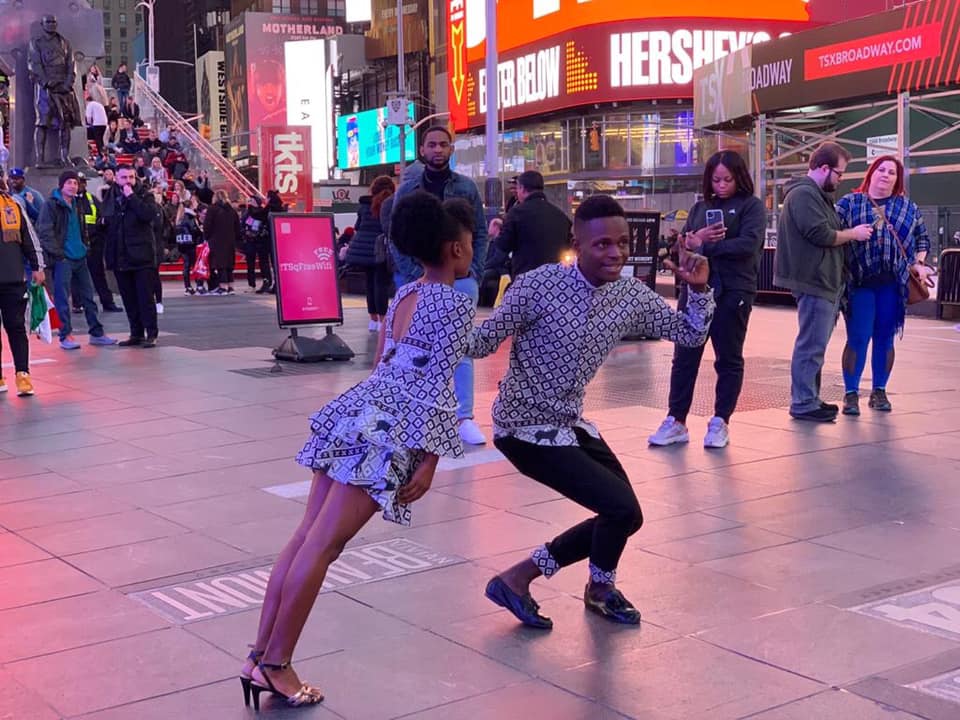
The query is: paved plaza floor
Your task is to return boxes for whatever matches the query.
[1,288,960,719]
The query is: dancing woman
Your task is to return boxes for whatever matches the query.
[240,191,477,710]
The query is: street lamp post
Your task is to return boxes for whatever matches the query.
[136,0,158,91]
[484,0,500,213]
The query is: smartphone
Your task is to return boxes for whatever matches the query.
[705,208,725,227]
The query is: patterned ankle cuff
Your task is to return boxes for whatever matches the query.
[589,563,616,585]
[531,545,560,578]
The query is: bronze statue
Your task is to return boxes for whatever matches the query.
[27,14,82,167]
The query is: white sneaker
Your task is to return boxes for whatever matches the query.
[648,416,689,446]
[458,419,487,446]
[156,303,164,315]
[703,417,730,449]
[368,320,381,333]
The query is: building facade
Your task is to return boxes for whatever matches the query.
[89,0,143,75]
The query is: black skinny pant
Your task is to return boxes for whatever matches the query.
[114,268,158,339]
[244,241,273,287]
[669,288,754,424]
[179,244,197,288]
[364,262,391,316]
[495,428,643,572]
[0,282,29,374]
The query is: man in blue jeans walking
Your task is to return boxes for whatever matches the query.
[37,170,117,350]
[390,127,489,445]
[774,142,872,422]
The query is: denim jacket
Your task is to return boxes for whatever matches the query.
[390,170,488,284]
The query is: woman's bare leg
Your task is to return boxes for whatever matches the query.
[242,470,334,678]
[256,482,378,695]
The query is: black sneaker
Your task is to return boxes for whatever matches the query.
[820,401,839,413]
[869,389,892,411]
[791,406,838,422]
[141,337,158,349]
[584,584,641,625]
[842,392,860,416]
[118,337,143,347]
[104,305,125,313]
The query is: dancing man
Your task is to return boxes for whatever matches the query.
[469,195,714,627]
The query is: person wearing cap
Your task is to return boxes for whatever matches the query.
[75,173,122,312]
[0,168,45,396]
[7,168,44,224]
[496,170,572,278]
[37,170,117,350]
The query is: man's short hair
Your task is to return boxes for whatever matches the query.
[421,125,453,144]
[574,194,625,224]
[115,163,133,173]
[809,142,851,171]
[517,170,544,191]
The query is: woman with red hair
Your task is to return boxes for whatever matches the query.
[836,155,934,415]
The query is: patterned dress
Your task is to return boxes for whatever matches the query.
[296,282,475,524]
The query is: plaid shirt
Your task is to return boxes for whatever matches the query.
[836,192,930,282]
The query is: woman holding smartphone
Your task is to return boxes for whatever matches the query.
[649,150,766,449]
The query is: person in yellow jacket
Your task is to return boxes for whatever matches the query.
[0,168,45,396]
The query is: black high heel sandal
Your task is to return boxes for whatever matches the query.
[239,647,263,708]
[249,661,324,711]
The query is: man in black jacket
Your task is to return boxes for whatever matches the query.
[496,171,572,277]
[0,169,45,396]
[73,173,122,313]
[103,165,160,348]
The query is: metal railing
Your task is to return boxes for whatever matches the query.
[132,73,261,200]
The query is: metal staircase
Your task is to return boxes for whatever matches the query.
[132,74,261,200]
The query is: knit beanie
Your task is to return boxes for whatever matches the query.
[58,170,79,188]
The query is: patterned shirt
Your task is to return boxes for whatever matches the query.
[467,263,715,447]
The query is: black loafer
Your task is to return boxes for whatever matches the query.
[142,337,158,348]
[484,576,553,629]
[118,337,143,347]
[584,585,641,625]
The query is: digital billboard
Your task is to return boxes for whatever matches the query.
[285,39,333,182]
[448,0,840,129]
[224,13,343,159]
[336,103,416,170]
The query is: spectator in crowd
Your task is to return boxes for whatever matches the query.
[496,170,571,277]
[775,142,873,422]
[345,175,395,331]
[104,119,120,150]
[171,179,191,204]
[106,96,121,124]
[103,164,160,347]
[99,168,116,201]
[175,201,202,295]
[163,145,189,180]
[186,170,214,205]
[7,168,44,224]
[94,147,117,173]
[111,63,132,108]
[143,128,165,160]
[85,63,109,106]
[37,170,117,350]
[391,126,489,446]
[120,122,142,154]
[134,155,148,181]
[505,176,519,213]
[85,95,108,153]
[75,172,122,313]
[0,167,45,397]
[121,94,141,127]
[241,196,274,293]
[480,216,510,307]
[836,155,935,415]
[148,156,168,191]
[204,190,240,295]
[649,150,765,449]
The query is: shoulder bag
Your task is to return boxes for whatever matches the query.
[869,197,935,305]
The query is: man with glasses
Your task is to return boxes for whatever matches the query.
[775,142,873,422]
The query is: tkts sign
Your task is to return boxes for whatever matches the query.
[260,126,314,212]
[448,0,828,130]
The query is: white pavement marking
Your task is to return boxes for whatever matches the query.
[1,358,56,369]
[262,448,506,499]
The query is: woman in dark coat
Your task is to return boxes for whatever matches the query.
[343,175,395,332]
[203,190,241,295]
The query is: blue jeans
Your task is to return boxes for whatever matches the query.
[453,276,479,420]
[790,292,839,415]
[54,258,104,340]
[842,283,899,392]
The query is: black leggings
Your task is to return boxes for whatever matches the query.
[180,244,197,288]
[0,282,29,374]
[669,288,754,424]
[364,263,392,316]
[495,428,643,572]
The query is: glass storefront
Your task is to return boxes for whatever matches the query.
[453,108,748,182]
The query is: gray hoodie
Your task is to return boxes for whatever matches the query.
[774,176,844,301]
